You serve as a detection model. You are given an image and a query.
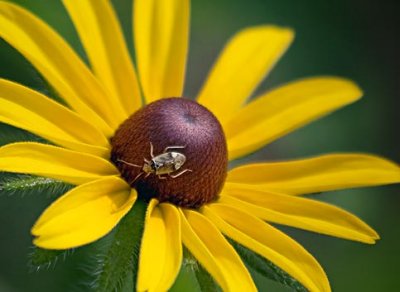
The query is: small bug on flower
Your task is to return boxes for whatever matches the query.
[118,142,192,183]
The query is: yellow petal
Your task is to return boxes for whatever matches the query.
[227,154,400,195]
[32,177,136,249]
[0,142,118,185]
[63,0,141,115]
[137,200,165,292]
[138,201,182,292]
[181,209,256,292]
[0,79,109,157]
[225,77,362,160]
[0,1,123,133]
[156,203,182,291]
[179,209,227,290]
[204,204,330,292]
[134,0,189,103]
[197,26,294,125]
[220,188,379,243]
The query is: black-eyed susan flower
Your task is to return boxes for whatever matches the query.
[0,0,399,291]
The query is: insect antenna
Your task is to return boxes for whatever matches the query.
[163,145,186,153]
[117,159,142,168]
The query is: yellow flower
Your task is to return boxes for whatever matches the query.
[0,0,399,291]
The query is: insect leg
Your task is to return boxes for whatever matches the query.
[117,159,142,168]
[163,145,186,153]
[130,172,143,184]
[158,174,167,180]
[169,169,193,178]
[149,142,154,158]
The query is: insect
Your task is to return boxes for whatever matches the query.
[118,142,192,183]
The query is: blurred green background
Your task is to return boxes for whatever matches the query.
[0,0,399,291]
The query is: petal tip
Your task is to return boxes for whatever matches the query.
[33,237,67,250]
[32,237,49,250]
[368,239,378,245]
[345,79,363,101]
[359,234,378,245]
[251,24,295,41]
[31,225,40,237]
[370,231,380,241]
[325,76,364,101]
[31,217,46,237]
[279,26,295,40]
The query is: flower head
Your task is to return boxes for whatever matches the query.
[0,0,399,291]
[111,98,228,208]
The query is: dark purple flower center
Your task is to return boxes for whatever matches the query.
[110,98,228,208]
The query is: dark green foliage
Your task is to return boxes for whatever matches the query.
[119,270,135,292]
[0,123,45,146]
[229,239,307,292]
[0,173,73,198]
[90,199,147,292]
[28,246,74,271]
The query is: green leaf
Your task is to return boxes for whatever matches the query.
[0,123,44,146]
[0,173,73,198]
[229,239,307,292]
[91,198,147,292]
[119,270,135,292]
[28,246,73,271]
[182,247,220,292]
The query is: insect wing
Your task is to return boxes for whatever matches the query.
[153,153,177,174]
[171,152,186,170]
